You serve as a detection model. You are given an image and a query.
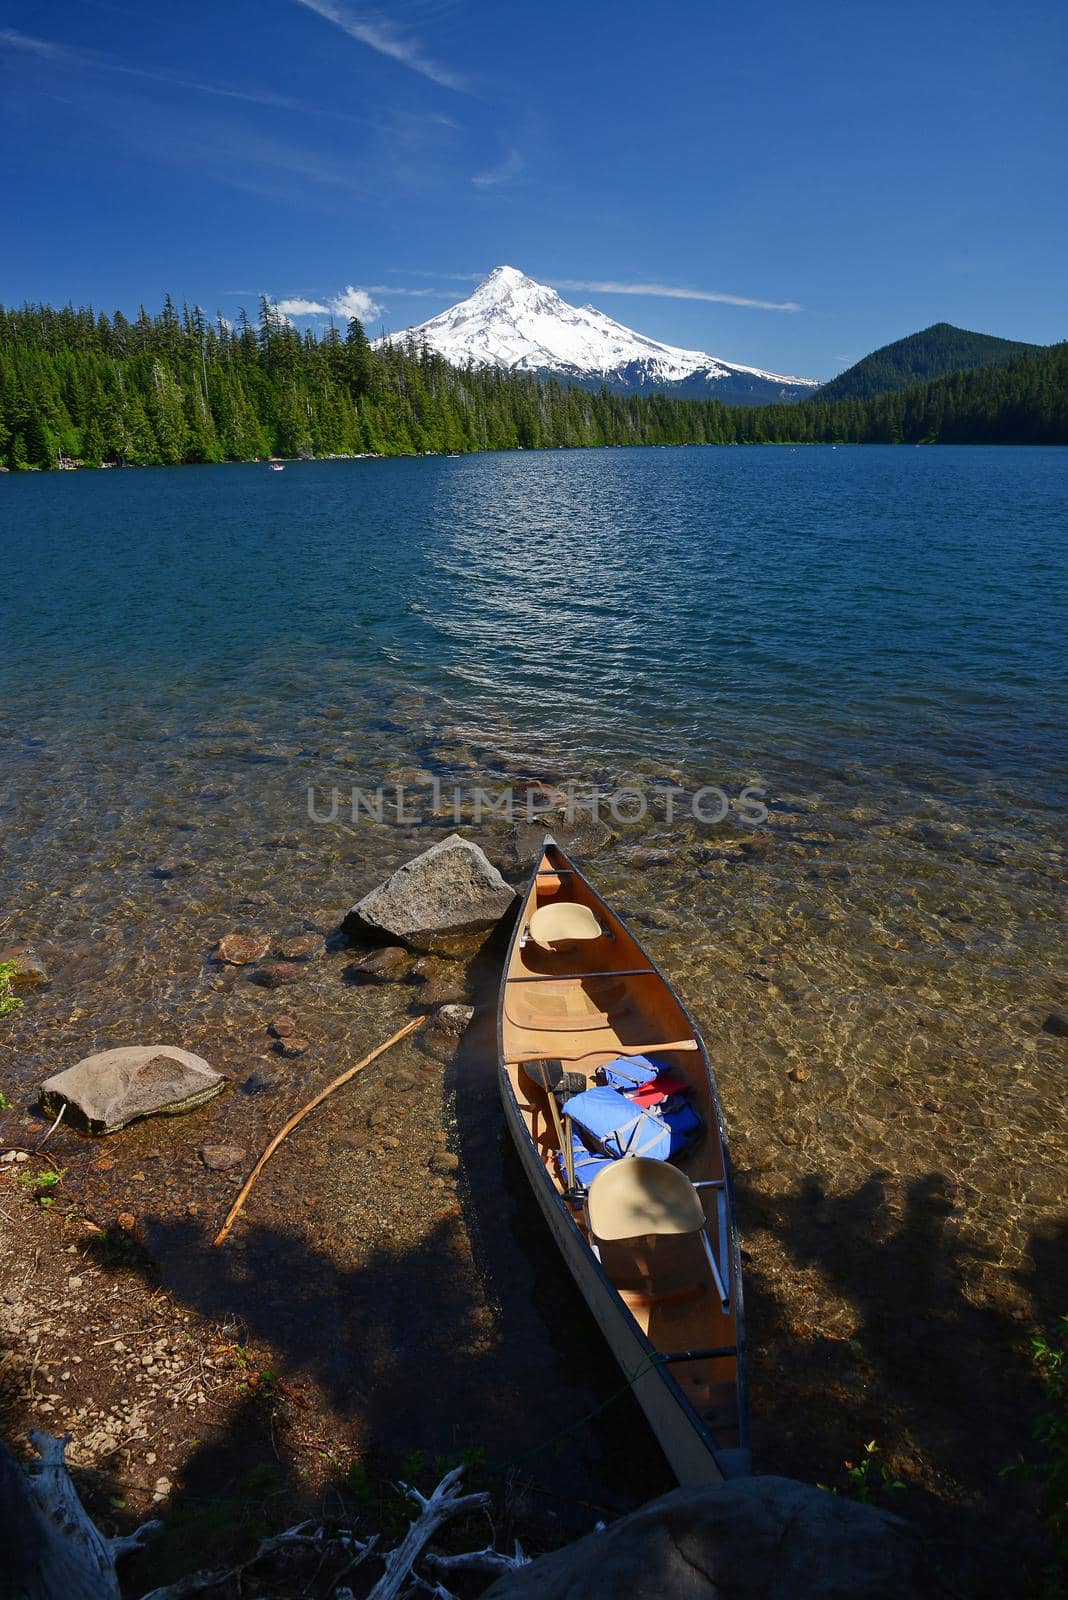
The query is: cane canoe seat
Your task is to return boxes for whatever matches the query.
[504,976,631,1032]
[528,901,601,950]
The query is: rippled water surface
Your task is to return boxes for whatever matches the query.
[1,447,1066,1584]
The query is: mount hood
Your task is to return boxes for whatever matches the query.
[377,266,818,404]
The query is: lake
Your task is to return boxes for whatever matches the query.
[1,445,1065,1587]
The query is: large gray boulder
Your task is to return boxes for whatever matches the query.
[342,834,517,951]
[39,1046,225,1134]
[483,1476,929,1600]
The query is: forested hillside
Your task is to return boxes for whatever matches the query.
[0,297,1064,471]
[814,322,1042,402]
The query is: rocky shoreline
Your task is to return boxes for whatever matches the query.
[1,816,1064,1597]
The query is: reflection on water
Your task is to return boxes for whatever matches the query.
[0,447,1065,1570]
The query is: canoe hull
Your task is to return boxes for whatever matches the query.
[499,1060,729,1486]
[496,834,750,1484]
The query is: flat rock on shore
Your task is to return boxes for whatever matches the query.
[39,1046,225,1134]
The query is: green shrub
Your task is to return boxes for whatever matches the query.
[0,960,22,1020]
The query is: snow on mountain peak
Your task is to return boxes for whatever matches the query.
[377,267,818,398]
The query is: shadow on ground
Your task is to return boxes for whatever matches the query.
[734,1165,1065,1598]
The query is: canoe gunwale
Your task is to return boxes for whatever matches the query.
[495,837,749,1482]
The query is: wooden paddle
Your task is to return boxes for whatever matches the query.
[527,1058,577,1195]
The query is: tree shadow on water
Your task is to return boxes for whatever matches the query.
[733,1164,1066,1599]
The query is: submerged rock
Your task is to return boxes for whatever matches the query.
[274,1035,309,1058]
[483,1474,929,1600]
[274,934,321,961]
[1041,1011,1068,1038]
[39,1046,225,1134]
[198,1144,246,1172]
[505,809,614,867]
[214,932,270,966]
[345,945,415,983]
[429,1003,475,1039]
[417,971,468,1006]
[0,944,49,990]
[250,963,304,988]
[243,1068,282,1095]
[342,834,516,951]
[428,1150,460,1176]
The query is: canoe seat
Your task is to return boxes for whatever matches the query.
[587,1157,704,1239]
[504,977,631,1033]
[528,901,601,950]
[587,1158,710,1304]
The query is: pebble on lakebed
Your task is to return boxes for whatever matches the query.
[274,1035,309,1057]
[198,1144,246,1171]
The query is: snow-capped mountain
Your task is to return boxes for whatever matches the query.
[377,266,818,404]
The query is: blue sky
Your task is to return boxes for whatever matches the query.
[1,0,1064,379]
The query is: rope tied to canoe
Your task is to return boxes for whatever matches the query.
[489,1350,679,1474]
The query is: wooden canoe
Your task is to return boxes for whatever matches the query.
[497,837,750,1485]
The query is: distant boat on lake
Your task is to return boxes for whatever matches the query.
[269,462,285,472]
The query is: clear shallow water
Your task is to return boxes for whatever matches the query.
[1,447,1066,1581]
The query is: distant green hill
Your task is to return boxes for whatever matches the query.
[815,323,1043,402]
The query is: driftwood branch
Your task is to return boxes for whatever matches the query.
[3,1430,161,1600]
[137,1522,376,1600]
[427,1537,531,1574]
[366,1466,491,1600]
[213,1013,427,1245]
[4,1436,519,1600]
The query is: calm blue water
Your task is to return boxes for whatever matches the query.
[2,447,1066,805]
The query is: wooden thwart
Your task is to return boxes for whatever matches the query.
[212,1013,427,1247]
[516,1038,699,1065]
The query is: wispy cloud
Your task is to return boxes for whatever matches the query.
[552,277,800,312]
[293,0,467,92]
[398,269,484,282]
[391,267,799,311]
[472,147,523,188]
[0,27,349,115]
[363,284,462,296]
